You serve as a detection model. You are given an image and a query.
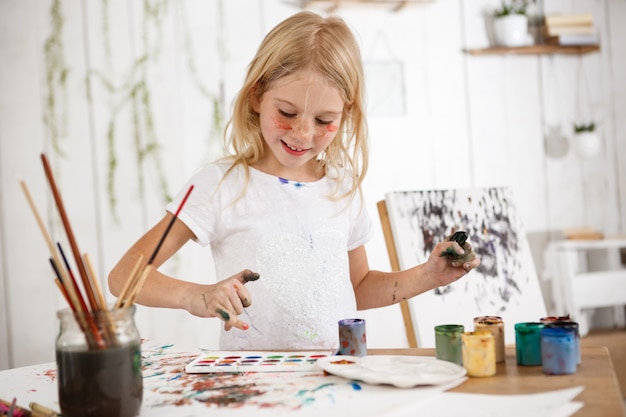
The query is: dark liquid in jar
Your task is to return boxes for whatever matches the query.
[57,343,142,417]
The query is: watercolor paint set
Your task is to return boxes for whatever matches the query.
[185,351,334,373]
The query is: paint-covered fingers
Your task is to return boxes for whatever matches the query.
[185,271,259,330]
[236,269,260,284]
[229,269,259,307]
[236,284,253,308]
[215,306,250,331]
[440,231,477,266]
[450,242,480,272]
[450,242,476,265]
[232,269,259,308]
[434,238,480,275]
[223,315,249,332]
[192,280,248,331]
[205,299,249,332]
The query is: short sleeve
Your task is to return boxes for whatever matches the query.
[347,192,374,251]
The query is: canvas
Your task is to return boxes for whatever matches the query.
[384,187,546,347]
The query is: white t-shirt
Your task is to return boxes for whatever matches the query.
[166,160,373,350]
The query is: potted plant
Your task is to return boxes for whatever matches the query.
[493,0,531,47]
[573,121,601,157]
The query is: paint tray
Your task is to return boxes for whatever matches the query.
[185,351,334,373]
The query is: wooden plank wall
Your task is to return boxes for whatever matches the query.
[0,0,624,368]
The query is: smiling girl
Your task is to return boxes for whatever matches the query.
[108,11,479,350]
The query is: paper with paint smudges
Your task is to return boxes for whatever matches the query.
[1,340,467,416]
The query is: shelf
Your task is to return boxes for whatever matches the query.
[465,44,600,56]
[289,0,435,12]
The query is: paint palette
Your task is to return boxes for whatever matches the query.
[184,351,334,374]
[316,355,467,388]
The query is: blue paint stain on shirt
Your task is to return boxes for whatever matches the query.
[278,177,305,188]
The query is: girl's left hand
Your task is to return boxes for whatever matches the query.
[425,239,480,288]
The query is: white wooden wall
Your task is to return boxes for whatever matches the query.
[1,0,624,369]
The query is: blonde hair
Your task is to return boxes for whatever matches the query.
[222,11,369,203]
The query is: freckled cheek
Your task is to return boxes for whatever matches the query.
[316,127,337,143]
[311,125,337,141]
[271,114,292,131]
[326,123,339,133]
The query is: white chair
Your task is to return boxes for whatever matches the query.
[544,238,626,337]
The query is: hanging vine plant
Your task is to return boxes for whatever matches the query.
[176,0,227,159]
[84,0,171,223]
[43,0,69,156]
[44,0,226,222]
[84,0,226,222]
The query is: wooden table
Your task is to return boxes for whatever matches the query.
[0,342,624,416]
[372,346,625,417]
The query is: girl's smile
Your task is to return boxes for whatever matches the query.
[281,140,310,155]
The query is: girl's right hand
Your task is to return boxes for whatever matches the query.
[186,270,259,331]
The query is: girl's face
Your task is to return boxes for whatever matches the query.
[251,69,344,181]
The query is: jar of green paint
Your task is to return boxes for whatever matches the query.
[515,322,544,366]
[435,324,464,365]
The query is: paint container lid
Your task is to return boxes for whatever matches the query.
[514,322,545,335]
[474,316,503,325]
[338,318,365,327]
[540,315,572,323]
[435,324,465,335]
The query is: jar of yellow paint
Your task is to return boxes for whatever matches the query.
[461,331,496,377]
[474,315,505,363]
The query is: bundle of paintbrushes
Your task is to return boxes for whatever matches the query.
[20,153,193,350]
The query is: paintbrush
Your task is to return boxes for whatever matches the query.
[148,184,195,264]
[83,253,120,346]
[8,397,15,417]
[18,178,83,312]
[117,184,194,308]
[40,153,101,313]
[29,402,60,417]
[0,397,33,417]
[114,255,145,309]
[19,177,104,348]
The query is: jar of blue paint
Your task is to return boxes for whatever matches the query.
[541,324,577,375]
[540,318,580,365]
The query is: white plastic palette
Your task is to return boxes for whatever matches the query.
[184,351,334,373]
[316,355,467,388]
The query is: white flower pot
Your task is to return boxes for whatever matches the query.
[493,15,530,47]
[574,132,601,157]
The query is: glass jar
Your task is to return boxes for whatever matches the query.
[461,331,496,377]
[338,318,367,357]
[435,324,464,365]
[514,322,544,366]
[540,317,580,364]
[541,324,577,375]
[56,306,143,417]
[473,316,505,363]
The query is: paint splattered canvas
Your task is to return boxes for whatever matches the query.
[384,188,546,347]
